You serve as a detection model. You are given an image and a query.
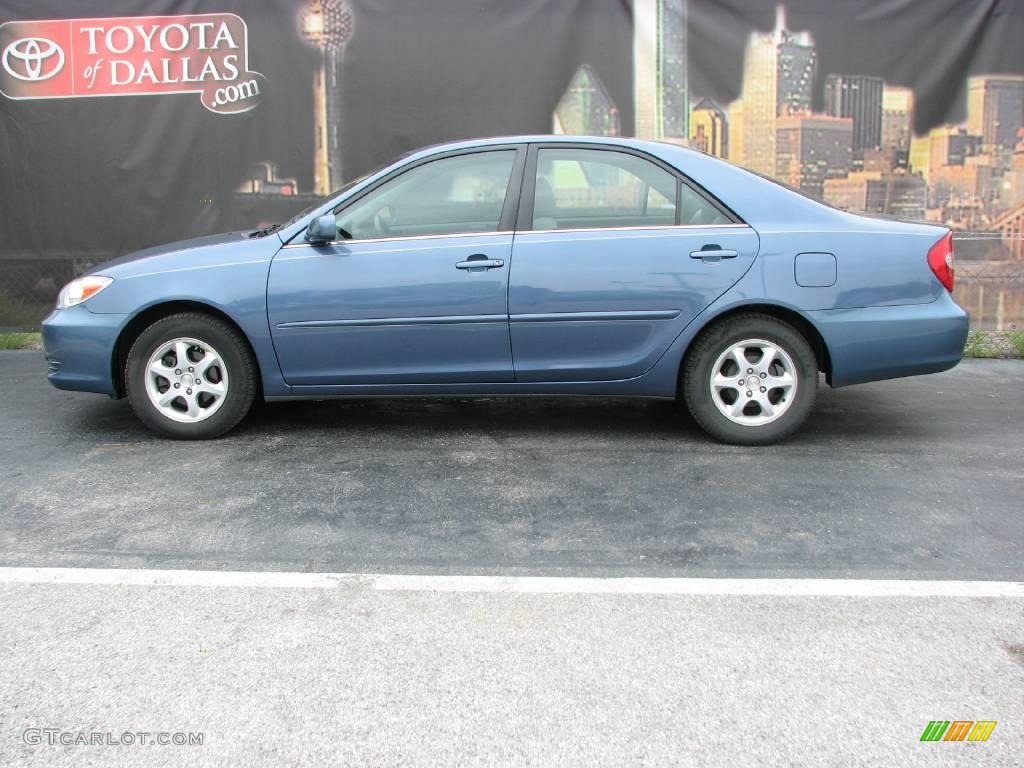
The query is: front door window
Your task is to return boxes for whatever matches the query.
[335,150,517,240]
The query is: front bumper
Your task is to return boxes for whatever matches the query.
[41,305,128,396]
[811,290,969,388]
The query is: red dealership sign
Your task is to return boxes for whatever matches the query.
[0,14,266,114]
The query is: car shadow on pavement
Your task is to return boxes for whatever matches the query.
[235,387,931,444]
[245,396,696,439]
[61,386,932,445]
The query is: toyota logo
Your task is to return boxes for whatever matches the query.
[2,37,65,82]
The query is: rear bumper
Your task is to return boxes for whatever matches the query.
[41,305,127,396]
[810,291,969,387]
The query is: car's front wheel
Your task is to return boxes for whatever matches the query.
[682,313,818,445]
[125,313,257,439]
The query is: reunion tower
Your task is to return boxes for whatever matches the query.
[299,0,354,194]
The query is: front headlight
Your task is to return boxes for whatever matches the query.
[56,276,113,309]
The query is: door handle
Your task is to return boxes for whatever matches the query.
[455,254,504,270]
[690,247,738,262]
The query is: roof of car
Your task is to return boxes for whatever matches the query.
[280,134,926,242]
[404,134,697,159]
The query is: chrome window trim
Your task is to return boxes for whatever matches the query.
[279,223,750,249]
[281,230,515,249]
[523,223,750,236]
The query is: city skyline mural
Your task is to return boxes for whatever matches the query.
[1,0,1022,330]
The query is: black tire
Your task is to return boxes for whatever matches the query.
[682,313,817,446]
[125,312,258,439]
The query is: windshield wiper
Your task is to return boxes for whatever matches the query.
[250,223,282,238]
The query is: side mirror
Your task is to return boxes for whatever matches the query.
[305,214,337,244]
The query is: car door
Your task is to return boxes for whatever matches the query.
[508,144,759,382]
[268,147,525,386]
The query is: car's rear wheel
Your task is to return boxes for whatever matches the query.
[125,313,257,439]
[682,313,817,445]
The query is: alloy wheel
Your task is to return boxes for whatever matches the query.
[709,338,797,427]
[144,337,229,423]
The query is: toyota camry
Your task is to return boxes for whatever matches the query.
[42,136,968,444]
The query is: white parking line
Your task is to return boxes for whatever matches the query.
[0,567,1022,597]
[371,574,1024,596]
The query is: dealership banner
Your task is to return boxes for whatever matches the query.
[0,0,1022,330]
[0,14,265,113]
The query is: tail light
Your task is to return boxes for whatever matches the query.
[927,231,955,292]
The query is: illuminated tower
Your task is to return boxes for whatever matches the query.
[634,0,688,141]
[299,0,354,195]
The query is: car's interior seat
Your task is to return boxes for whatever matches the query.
[532,177,558,231]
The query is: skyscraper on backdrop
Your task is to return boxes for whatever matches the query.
[729,5,816,176]
[776,114,852,199]
[881,85,914,164]
[634,0,689,142]
[967,75,1024,151]
[690,98,728,157]
[553,66,621,136]
[824,74,883,164]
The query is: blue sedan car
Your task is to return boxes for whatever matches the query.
[42,136,967,444]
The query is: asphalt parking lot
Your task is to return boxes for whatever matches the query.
[1,351,1022,578]
[1,350,1022,766]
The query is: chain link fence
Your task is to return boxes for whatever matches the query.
[953,231,1023,333]
[954,261,1023,331]
[964,330,1024,358]
[0,257,104,332]
[0,259,73,331]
